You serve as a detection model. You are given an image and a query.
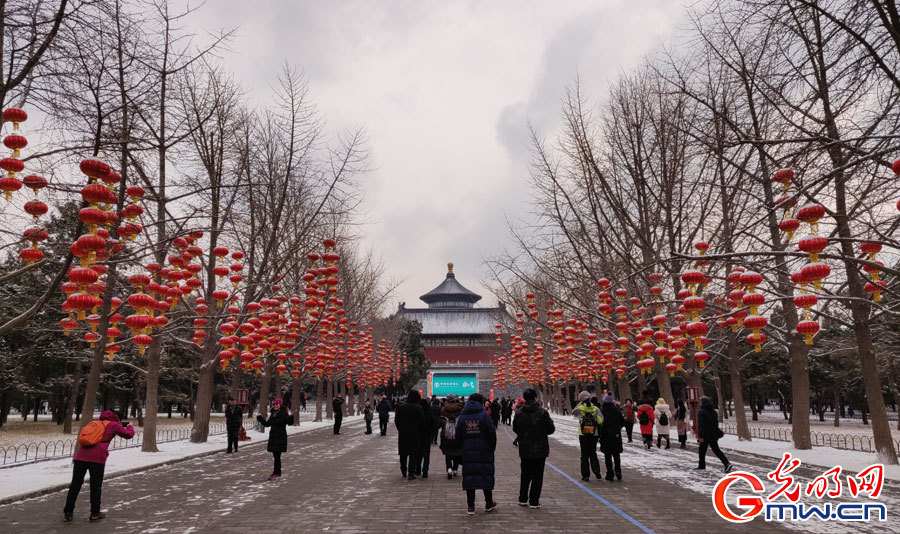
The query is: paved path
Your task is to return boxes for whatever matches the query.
[0,416,851,533]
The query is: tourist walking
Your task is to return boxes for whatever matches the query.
[395,390,427,479]
[299,392,307,411]
[441,394,463,478]
[655,398,672,449]
[637,398,655,450]
[377,395,392,436]
[257,398,295,480]
[225,396,243,453]
[489,398,502,429]
[512,388,555,508]
[456,393,498,515]
[417,397,435,478]
[63,411,135,522]
[499,397,511,425]
[440,394,463,478]
[674,398,690,449]
[429,396,442,444]
[697,396,733,472]
[573,391,602,480]
[599,395,624,481]
[332,395,345,435]
[363,400,374,434]
[623,399,635,443]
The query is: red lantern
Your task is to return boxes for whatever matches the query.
[798,235,827,262]
[2,108,27,126]
[796,320,819,345]
[796,203,825,233]
[801,262,830,291]
[693,351,709,368]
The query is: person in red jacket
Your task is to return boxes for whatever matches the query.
[636,399,656,450]
[63,410,135,522]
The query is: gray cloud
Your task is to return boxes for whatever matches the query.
[187,0,684,310]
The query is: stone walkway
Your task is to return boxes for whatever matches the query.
[0,416,869,533]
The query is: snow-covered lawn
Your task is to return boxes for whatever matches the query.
[0,413,227,449]
[0,414,362,504]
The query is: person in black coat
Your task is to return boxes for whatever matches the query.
[417,398,435,477]
[512,388,555,508]
[395,390,427,480]
[428,397,442,444]
[489,399,501,428]
[376,396,392,436]
[225,396,243,453]
[501,397,513,425]
[697,396,732,472]
[256,398,295,480]
[332,396,345,435]
[456,393,497,514]
[599,395,625,481]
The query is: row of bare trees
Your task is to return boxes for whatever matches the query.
[0,0,393,452]
[487,0,900,463]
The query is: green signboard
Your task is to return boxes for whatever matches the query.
[430,372,478,397]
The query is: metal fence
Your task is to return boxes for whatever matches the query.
[721,422,900,455]
[0,423,226,467]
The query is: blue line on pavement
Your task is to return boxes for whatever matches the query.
[502,425,655,534]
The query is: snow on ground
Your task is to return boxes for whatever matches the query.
[549,414,900,533]
[0,413,362,503]
[0,412,226,448]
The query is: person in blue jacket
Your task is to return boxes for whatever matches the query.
[455,392,498,515]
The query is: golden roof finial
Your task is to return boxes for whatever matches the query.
[447,262,454,273]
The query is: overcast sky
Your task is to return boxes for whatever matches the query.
[199,0,685,310]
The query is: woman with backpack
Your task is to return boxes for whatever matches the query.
[63,410,134,522]
[654,398,672,449]
[573,391,602,481]
[636,399,656,450]
[623,399,635,443]
[440,394,463,478]
[257,398,295,480]
[456,393,498,515]
[674,398,690,449]
[698,396,733,472]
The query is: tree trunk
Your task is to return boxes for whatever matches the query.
[314,379,323,422]
[190,359,218,443]
[63,361,82,434]
[749,387,759,422]
[656,363,675,406]
[274,367,283,402]
[291,376,302,426]
[714,372,725,423]
[326,379,334,419]
[728,333,750,440]
[79,345,107,428]
[258,355,273,428]
[617,373,631,404]
[142,338,162,452]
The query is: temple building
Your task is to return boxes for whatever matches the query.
[398,263,509,398]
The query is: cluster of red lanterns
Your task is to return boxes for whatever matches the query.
[1,109,51,263]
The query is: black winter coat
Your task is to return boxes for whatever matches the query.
[258,408,294,453]
[455,401,497,490]
[225,405,243,433]
[489,400,501,422]
[376,398,392,418]
[698,397,722,442]
[599,403,625,454]
[428,401,442,427]
[395,399,427,455]
[332,397,344,419]
[512,401,555,459]
[419,399,435,447]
